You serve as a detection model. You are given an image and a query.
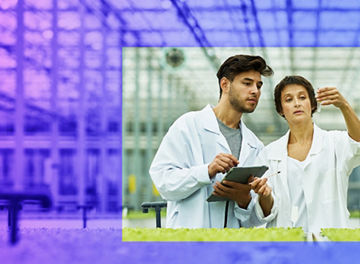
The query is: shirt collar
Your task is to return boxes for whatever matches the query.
[268,123,323,160]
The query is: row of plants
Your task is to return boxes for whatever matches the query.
[122,210,360,241]
[123,227,360,241]
[124,210,360,219]
[123,227,306,241]
[321,228,360,241]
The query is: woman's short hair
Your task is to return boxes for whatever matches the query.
[274,75,317,118]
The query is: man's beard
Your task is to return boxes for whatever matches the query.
[229,86,257,113]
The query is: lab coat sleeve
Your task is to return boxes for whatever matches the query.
[238,186,278,227]
[149,117,211,201]
[241,148,278,227]
[250,190,278,226]
[233,191,256,223]
[333,131,360,176]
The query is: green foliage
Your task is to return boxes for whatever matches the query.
[350,211,360,218]
[321,228,360,241]
[123,227,305,241]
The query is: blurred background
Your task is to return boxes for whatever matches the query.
[123,46,360,214]
[0,0,360,224]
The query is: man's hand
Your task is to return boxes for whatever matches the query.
[249,177,273,216]
[208,153,239,179]
[212,180,251,209]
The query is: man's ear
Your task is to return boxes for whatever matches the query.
[220,77,230,94]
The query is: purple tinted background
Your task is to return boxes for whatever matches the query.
[1,0,360,263]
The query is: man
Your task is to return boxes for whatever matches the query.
[150,54,277,228]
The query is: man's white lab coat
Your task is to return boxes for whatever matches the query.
[150,105,277,228]
[263,124,360,233]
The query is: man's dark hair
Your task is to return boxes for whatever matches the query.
[274,75,317,118]
[216,54,273,98]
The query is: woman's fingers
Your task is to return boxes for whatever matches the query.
[317,87,346,108]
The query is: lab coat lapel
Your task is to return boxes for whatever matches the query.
[201,105,231,153]
[238,122,254,164]
[217,135,231,152]
[268,131,292,208]
[298,124,323,169]
[203,114,260,163]
[275,132,290,201]
[268,130,290,161]
[308,124,323,156]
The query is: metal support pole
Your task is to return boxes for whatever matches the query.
[144,48,153,202]
[83,207,87,228]
[77,3,86,207]
[133,48,141,209]
[77,204,92,228]
[99,15,108,213]
[141,201,167,228]
[155,206,161,228]
[157,68,164,142]
[50,0,60,207]
[15,0,25,190]
[9,200,20,244]
[118,15,124,217]
[121,48,127,212]
[167,74,173,128]
[7,205,11,227]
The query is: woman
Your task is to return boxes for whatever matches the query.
[253,75,360,233]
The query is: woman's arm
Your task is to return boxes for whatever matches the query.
[248,177,274,216]
[317,87,360,142]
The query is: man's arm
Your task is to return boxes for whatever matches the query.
[151,113,243,201]
[149,124,210,201]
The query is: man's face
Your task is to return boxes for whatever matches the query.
[226,70,263,113]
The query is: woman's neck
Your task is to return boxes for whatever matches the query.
[288,120,314,144]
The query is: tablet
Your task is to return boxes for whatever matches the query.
[207,165,269,202]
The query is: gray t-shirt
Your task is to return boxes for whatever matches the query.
[216,118,242,158]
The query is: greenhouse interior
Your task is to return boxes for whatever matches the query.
[1,0,360,263]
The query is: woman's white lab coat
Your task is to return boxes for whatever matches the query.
[150,105,277,228]
[263,124,360,233]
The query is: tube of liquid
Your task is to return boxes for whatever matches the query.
[316,88,321,113]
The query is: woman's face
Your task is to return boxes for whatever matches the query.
[280,84,314,124]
